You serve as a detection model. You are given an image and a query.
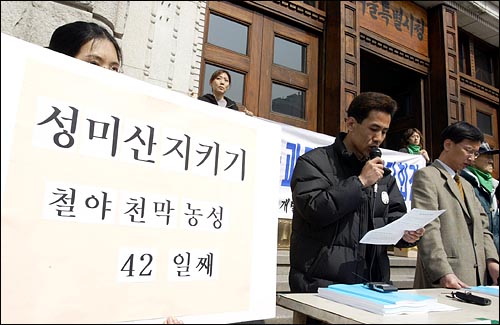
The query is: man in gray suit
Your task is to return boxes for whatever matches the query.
[412,121,499,289]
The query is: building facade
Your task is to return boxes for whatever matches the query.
[2,1,498,172]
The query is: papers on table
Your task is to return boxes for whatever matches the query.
[468,286,499,297]
[318,284,459,315]
[360,208,446,245]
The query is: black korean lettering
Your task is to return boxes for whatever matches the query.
[279,198,291,213]
[173,252,191,277]
[392,7,404,31]
[164,134,191,170]
[49,187,76,217]
[154,200,175,225]
[366,1,379,20]
[196,253,213,277]
[378,1,391,26]
[124,197,146,223]
[207,206,223,229]
[196,142,220,176]
[123,125,157,163]
[37,105,79,148]
[185,202,202,227]
[87,116,120,157]
[404,13,415,37]
[414,18,425,41]
[84,191,112,220]
[224,148,246,181]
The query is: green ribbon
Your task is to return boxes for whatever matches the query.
[407,144,421,155]
[467,165,493,193]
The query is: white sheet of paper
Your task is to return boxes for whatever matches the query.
[359,208,445,245]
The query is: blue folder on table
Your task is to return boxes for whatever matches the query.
[469,286,499,297]
[325,283,434,304]
[318,283,437,315]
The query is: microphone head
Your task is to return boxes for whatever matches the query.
[369,147,382,159]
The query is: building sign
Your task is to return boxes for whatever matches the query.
[358,1,428,57]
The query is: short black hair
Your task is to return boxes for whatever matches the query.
[48,21,122,64]
[439,121,484,149]
[347,92,398,123]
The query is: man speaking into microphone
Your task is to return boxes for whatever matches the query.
[288,92,425,307]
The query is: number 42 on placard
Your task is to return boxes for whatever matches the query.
[116,248,217,283]
[117,250,157,282]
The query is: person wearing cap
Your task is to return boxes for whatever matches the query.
[461,141,500,257]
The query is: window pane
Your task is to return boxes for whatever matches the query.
[302,1,317,7]
[477,111,492,135]
[459,41,466,74]
[202,64,244,104]
[208,14,248,55]
[474,46,493,85]
[274,37,306,72]
[271,83,305,118]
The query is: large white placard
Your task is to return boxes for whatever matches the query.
[1,33,281,324]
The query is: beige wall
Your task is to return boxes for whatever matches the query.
[1,1,205,97]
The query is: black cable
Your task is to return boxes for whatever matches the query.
[369,186,377,282]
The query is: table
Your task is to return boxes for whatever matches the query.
[277,289,499,324]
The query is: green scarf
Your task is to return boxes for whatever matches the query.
[407,144,421,155]
[467,165,493,193]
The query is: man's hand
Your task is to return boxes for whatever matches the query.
[439,273,469,289]
[402,228,425,243]
[358,157,384,187]
[487,260,499,285]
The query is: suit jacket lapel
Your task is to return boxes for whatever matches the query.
[462,181,476,220]
[433,162,471,219]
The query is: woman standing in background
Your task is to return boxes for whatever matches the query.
[198,69,253,116]
[399,128,430,164]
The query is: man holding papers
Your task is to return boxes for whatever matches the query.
[288,92,424,303]
[412,122,499,289]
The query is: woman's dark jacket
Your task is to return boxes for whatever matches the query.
[198,93,238,111]
[289,133,414,293]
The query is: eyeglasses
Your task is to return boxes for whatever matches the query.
[458,144,480,158]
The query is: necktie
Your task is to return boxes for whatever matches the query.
[454,174,464,200]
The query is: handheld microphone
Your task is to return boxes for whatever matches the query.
[369,147,382,159]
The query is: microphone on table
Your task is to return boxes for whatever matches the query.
[352,272,398,292]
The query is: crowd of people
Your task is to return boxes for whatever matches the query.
[289,99,499,323]
[44,20,499,324]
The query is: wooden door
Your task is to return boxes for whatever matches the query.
[200,2,319,131]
